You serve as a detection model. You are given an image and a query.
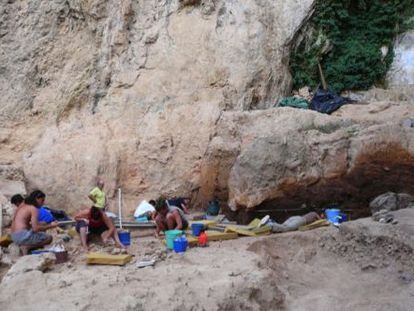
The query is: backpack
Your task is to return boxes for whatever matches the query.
[206,200,220,216]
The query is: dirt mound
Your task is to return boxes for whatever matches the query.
[0,235,284,311]
[2,210,414,310]
[247,209,414,310]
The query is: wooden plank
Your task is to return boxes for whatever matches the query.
[189,220,217,227]
[86,252,132,266]
[207,226,225,232]
[187,230,239,246]
[299,219,330,231]
[114,222,156,228]
[225,225,271,237]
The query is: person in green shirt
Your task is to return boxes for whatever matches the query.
[88,180,106,210]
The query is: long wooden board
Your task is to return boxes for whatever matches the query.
[186,230,239,246]
[86,252,132,266]
[225,225,272,237]
[299,219,330,231]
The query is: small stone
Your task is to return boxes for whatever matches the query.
[3,253,55,282]
[111,248,121,255]
[1,254,13,266]
[361,264,377,271]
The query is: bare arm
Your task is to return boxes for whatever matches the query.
[88,194,96,203]
[30,206,57,232]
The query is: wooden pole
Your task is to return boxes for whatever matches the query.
[118,188,123,230]
[318,62,328,90]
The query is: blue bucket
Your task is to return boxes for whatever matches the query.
[118,230,131,246]
[191,223,204,236]
[165,230,183,249]
[173,236,188,253]
[325,209,341,224]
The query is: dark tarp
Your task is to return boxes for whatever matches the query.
[310,88,352,114]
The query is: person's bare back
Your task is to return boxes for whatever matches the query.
[11,203,36,233]
[10,201,57,254]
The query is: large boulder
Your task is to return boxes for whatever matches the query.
[369,192,414,213]
[201,100,414,212]
[1,253,55,283]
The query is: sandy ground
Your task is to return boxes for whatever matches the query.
[1,209,414,310]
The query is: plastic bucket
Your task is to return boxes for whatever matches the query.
[325,209,341,224]
[165,230,183,249]
[173,237,188,253]
[191,223,204,236]
[118,230,131,246]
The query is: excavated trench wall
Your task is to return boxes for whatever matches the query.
[252,144,414,223]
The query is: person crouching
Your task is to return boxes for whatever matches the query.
[74,206,125,252]
[154,199,188,238]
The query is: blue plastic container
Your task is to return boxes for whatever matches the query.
[191,223,204,236]
[118,230,131,246]
[31,249,51,255]
[325,209,341,224]
[173,236,188,253]
[135,216,149,223]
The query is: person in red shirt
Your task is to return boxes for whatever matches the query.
[74,206,125,252]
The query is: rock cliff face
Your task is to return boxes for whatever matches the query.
[0,0,315,211]
[0,0,413,219]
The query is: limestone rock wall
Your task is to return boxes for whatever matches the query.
[0,0,316,213]
[1,0,414,218]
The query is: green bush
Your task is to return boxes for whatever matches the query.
[290,0,414,92]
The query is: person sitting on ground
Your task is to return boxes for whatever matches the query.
[154,198,189,238]
[74,206,125,252]
[88,179,107,210]
[29,190,55,224]
[133,199,156,220]
[167,197,190,214]
[271,211,321,233]
[10,195,58,255]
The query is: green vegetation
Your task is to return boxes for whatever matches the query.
[290,0,414,92]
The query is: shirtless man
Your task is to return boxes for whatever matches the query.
[11,196,58,255]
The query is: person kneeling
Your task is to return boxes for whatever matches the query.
[74,206,125,252]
